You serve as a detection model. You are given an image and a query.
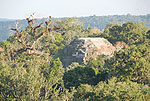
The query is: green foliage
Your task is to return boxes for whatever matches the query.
[47,58,64,83]
[58,18,91,45]
[0,16,150,100]
[63,65,96,89]
[106,45,150,84]
[93,77,149,101]
[74,84,94,100]
[0,61,45,100]
[47,81,76,100]
[86,55,110,83]
[39,32,65,55]
[101,22,149,45]
[72,78,150,101]
[86,55,106,74]
[0,55,64,100]
[0,41,13,52]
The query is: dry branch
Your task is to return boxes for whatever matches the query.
[10,16,60,58]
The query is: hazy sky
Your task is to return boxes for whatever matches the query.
[0,0,150,19]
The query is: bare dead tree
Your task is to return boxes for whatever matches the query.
[10,16,61,58]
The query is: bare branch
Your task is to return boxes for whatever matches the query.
[10,16,59,58]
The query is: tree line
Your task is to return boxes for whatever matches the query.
[1,14,150,41]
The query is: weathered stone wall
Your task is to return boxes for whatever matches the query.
[61,38,128,67]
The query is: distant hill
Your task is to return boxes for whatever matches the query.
[79,14,150,30]
[0,18,15,22]
[0,14,150,42]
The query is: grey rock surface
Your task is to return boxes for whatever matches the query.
[61,38,128,67]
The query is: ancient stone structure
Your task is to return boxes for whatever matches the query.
[61,38,129,67]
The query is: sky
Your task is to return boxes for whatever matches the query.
[0,0,150,19]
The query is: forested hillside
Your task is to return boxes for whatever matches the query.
[0,16,150,100]
[0,14,150,41]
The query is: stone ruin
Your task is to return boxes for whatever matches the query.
[61,38,129,67]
